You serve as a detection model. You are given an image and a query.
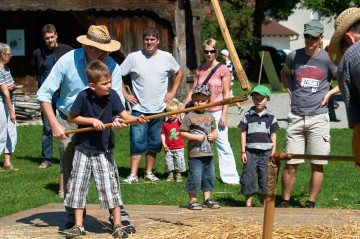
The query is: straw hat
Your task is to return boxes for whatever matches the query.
[77,25,121,52]
[328,8,360,65]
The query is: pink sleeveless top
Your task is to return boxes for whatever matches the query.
[196,64,230,112]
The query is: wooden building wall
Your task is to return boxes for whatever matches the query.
[0,0,201,100]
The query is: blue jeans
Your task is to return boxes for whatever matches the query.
[185,156,215,194]
[130,110,164,155]
[41,102,57,164]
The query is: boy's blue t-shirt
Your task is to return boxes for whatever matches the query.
[70,88,125,152]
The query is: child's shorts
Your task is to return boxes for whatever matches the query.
[64,148,122,209]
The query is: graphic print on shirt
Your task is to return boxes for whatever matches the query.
[169,128,179,140]
[190,116,213,154]
[295,65,324,93]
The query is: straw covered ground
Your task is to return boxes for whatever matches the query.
[0,204,360,238]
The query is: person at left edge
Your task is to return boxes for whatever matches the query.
[0,43,18,172]
[36,25,136,234]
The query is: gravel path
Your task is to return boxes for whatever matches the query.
[227,93,348,129]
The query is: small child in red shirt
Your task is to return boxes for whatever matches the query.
[161,100,186,182]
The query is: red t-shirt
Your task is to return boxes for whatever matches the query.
[161,119,184,149]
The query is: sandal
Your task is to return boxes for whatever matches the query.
[203,198,220,209]
[2,164,18,171]
[188,200,203,210]
[113,224,128,238]
[58,190,64,198]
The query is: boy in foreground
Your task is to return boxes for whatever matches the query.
[238,85,279,207]
[64,60,146,239]
[180,85,219,210]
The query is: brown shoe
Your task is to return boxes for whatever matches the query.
[39,162,51,169]
[2,164,19,171]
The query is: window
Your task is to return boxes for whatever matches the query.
[311,11,321,21]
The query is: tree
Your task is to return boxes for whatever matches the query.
[201,1,255,69]
[302,0,360,17]
[201,0,359,81]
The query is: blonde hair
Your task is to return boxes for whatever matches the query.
[203,38,218,54]
[86,60,111,84]
[166,100,181,112]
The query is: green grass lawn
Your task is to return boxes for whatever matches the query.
[0,124,357,218]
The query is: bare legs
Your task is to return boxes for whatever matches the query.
[130,152,156,176]
[281,163,324,203]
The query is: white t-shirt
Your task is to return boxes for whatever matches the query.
[120,49,180,113]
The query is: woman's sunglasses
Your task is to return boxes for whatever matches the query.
[203,50,216,54]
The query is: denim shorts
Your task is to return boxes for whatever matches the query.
[185,156,215,194]
[130,110,164,155]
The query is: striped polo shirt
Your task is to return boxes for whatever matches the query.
[238,106,279,150]
[0,66,14,98]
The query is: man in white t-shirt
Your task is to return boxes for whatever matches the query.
[121,28,183,184]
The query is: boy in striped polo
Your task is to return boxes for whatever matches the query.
[238,85,279,207]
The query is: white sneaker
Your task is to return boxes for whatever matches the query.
[144,172,160,182]
[122,174,138,184]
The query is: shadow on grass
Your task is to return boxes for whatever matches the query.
[45,183,61,196]
[117,166,172,180]
[218,196,244,207]
[15,156,61,165]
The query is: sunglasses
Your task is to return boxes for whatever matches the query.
[203,50,216,54]
[304,34,320,40]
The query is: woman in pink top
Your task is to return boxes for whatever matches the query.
[183,38,239,185]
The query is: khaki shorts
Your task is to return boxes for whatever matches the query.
[284,113,330,165]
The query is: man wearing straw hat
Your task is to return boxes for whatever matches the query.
[328,7,360,171]
[36,25,136,234]
[279,21,337,208]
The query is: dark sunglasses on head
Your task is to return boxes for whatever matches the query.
[203,50,216,54]
[304,34,320,40]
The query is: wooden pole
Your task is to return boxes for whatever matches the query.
[262,157,280,239]
[272,152,355,162]
[64,96,247,135]
[262,152,355,239]
[258,51,265,86]
[210,0,251,93]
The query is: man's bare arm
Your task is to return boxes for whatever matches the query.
[165,68,183,102]
[40,102,66,139]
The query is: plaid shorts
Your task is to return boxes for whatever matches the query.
[64,148,123,209]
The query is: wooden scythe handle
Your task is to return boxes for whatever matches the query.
[262,157,280,239]
[211,0,252,93]
[262,152,355,239]
[64,96,248,135]
[271,152,355,162]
